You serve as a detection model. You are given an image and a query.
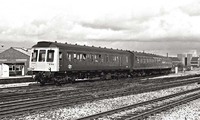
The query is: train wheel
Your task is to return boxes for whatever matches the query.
[103,73,111,80]
[40,81,45,86]
[55,81,61,86]
[53,78,61,86]
[38,77,46,86]
[100,72,106,80]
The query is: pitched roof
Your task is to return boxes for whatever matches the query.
[11,47,31,56]
[191,57,199,61]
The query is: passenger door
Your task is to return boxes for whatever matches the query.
[59,51,63,71]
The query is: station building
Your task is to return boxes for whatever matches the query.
[0,47,31,76]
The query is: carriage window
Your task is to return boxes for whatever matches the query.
[105,55,109,62]
[39,50,46,62]
[94,55,98,62]
[68,54,72,61]
[136,57,139,63]
[86,54,90,59]
[113,56,117,62]
[80,54,83,61]
[116,56,119,62]
[77,54,80,60]
[31,50,38,62]
[126,56,128,63]
[91,54,94,62]
[83,54,86,60]
[144,58,146,63]
[99,54,103,62]
[47,50,54,62]
[140,58,142,63]
[59,52,63,60]
[73,53,77,60]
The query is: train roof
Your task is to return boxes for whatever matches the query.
[33,41,169,58]
[32,41,129,54]
[131,51,168,58]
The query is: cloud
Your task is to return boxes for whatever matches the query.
[1,0,200,57]
[180,1,200,16]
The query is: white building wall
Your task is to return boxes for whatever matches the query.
[0,64,9,77]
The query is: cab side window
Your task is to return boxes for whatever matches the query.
[31,50,38,62]
[47,50,54,62]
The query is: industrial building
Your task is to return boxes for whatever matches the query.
[191,57,200,67]
[0,47,31,76]
[171,54,200,70]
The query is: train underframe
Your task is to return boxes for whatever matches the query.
[33,68,172,85]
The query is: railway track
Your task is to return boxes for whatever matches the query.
[0,82,125,102]
[78,87,200,120]
[1,75,200,103]
[0,77,33,84]
[0,89,63,102]
[0,93,95,118]
[1,73,199,92]
[1,76,200,119]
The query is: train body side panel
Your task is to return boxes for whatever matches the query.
[131,52,172,71]
[58,47,131,72]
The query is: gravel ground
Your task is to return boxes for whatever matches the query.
[152,69,200,79]
[147,98,200,120]
[4,83,200,120]
[101,89,200,119]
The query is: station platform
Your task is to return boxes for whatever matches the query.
[0,75,34,84]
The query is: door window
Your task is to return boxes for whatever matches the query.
[47,50,54,62]
[31,50,38,62]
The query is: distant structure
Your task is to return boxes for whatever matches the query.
[170,57,182,66]
[0,47,31,76]
[170,53,200,70]
[191,57,200,67]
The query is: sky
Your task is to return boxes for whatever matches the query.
[0,0,200,56]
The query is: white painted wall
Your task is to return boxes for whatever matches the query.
[0,64,9,77]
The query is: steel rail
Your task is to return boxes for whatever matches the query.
[124,92,200,120]
[1,76,200,119]
[77,87,200,120]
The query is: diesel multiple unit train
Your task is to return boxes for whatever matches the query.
[29,41,172,85]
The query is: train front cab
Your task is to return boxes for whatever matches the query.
[29,47,60,84]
